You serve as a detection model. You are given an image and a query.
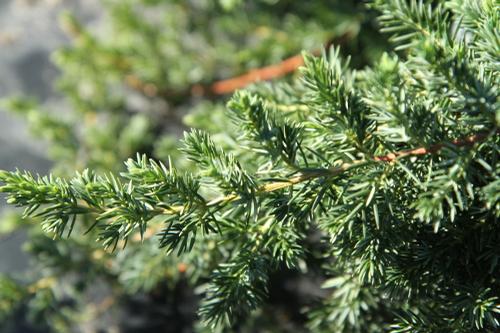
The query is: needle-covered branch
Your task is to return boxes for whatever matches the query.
[0,127,494,249]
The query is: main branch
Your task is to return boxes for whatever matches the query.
[175,132,492,214]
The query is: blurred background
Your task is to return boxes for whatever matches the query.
[0,0,99,279]
[0,1,386,332]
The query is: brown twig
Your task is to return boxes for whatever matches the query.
[124,32,354,98]
[210,53,307,95]
[223,132,492,204]
[123,52,308,99]
[208,33,351,95]
[372,133,489,162]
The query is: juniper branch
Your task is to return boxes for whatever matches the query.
[0,130,491,244]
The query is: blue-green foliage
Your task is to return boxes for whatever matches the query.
[0,0,498,332]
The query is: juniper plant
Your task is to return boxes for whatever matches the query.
[1,0,499,332]
[1,1,382,331]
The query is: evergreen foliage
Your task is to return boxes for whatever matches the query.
[0,1,383,331]
[1,0,499,332]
